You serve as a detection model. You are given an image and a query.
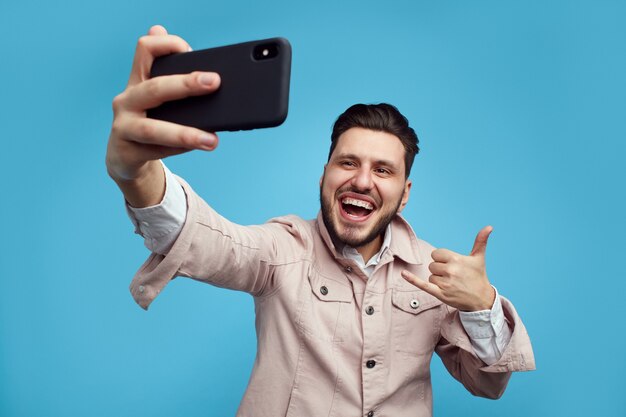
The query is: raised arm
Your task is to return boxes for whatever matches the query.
[105,25,221,207]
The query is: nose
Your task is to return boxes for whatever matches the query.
[351,166,373,191]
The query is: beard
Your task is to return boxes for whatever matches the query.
[320,183,402,249]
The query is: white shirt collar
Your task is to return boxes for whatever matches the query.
[341,224,392,278]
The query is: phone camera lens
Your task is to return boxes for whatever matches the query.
[253,43,279,60]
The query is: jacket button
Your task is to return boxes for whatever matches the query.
[345,266,352,273]
[410,299,420,309]
[367,411,374,417]
[320,286,329,296]
[138,285,145,294]
[366,360,376,369]
[365,306,375,315]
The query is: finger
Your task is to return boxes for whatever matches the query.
[128,142,193,162]
[470,225,493,257]
[428,261,448,277]
[122,71,221,112]
[115,114,219,151]
[401,270,445,301]
[148,25,168,36]
[128,34,192,86]
[428,274,447,288]
[431,248,456,263]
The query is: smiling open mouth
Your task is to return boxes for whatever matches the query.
[341,197,374,219]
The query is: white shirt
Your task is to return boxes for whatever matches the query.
[126,163,512,365]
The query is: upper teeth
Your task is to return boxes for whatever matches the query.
[342,197,373,210]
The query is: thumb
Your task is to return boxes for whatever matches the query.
[470,225,493,257]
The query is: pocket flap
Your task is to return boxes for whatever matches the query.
[392,288,442,315]
[308,269,353,303]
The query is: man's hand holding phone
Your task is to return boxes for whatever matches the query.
[105,25,221,208]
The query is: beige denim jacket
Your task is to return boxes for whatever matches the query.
[130,178,535,417]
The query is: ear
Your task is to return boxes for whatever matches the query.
[319,164,327,188]
[397,179,412,213]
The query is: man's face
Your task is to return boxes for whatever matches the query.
[320,127,412,251]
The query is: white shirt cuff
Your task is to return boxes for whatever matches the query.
[125,162,187,254]
[459,286,512,365]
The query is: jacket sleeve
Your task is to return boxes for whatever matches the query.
[435,296,536,399]
[128,176,312,310]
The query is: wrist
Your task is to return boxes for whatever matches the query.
[467,285,496,312]
[113,161,166,208]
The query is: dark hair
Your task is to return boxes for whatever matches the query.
[329,103,420,178]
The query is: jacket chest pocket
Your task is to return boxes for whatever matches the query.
[391,289,443,354]
[296,269,353,343]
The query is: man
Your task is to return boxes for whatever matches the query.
[107,26,535,417]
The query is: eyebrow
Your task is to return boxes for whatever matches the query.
[333,153,400,170]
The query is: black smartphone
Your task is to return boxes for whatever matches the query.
[147,37,291,132]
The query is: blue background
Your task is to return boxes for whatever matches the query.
[1,0,624,416]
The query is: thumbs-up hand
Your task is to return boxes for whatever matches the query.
[401,226,496,312]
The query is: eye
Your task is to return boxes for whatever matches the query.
[340,160,357,167]
[374,167,391,175]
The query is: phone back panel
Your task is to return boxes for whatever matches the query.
[147,37,291,132]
